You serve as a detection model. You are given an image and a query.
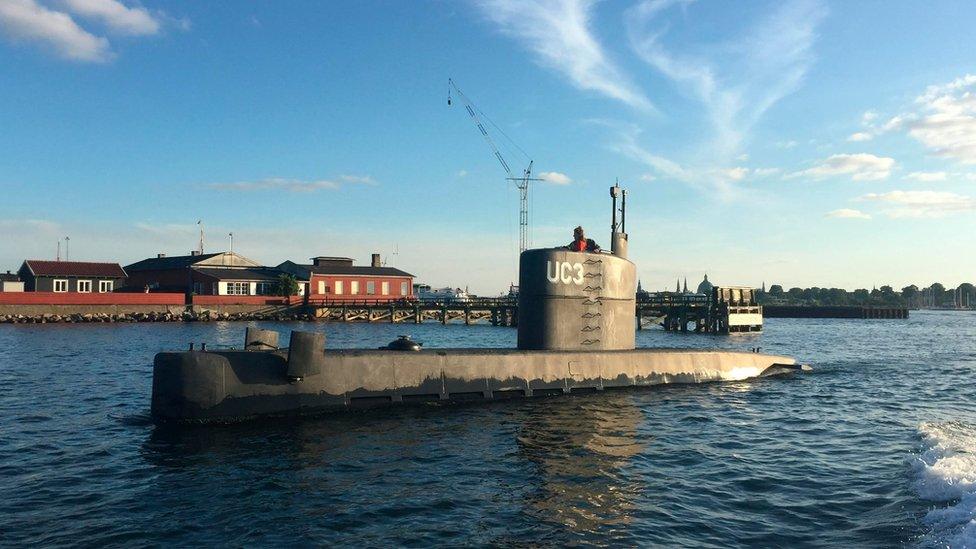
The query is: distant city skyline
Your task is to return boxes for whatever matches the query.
[1,0,975,294]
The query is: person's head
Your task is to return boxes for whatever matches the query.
[574,226,584,240]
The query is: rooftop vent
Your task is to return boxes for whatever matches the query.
[311,256,354,267]
[157,253,166,259]
[371,253,381,268]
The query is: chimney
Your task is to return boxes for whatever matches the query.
[371,253,381,268]
[190,250,201,256]
[157,253,166,259]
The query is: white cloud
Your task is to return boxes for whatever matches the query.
[790,153,895,181]
[720,167,749,181]
[906,74,976,164]
[134,222,197,236]
[473,0,653,111]
[776,140,798,149]
[338,174,377,185]
[847,132,873,142]
[752,167,781,177]
[538,171,572,185]
[457,170,468,177]
[857,75,976,165]
[207,177,373,193]
[0,218,62,233]
[0,0,110,61]
[825,208,871,220]
[625,0,826,158]
[60,0,160,36]
[639,173,657,182]
[859,190,976,218]
[0,0,178,62]
[904,171,947,182]
[861,110,878,124]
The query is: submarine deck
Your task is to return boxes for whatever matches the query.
[151,346,799,423]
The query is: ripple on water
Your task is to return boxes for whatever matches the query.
[0,312,974,546]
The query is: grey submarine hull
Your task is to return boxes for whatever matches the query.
[150,345,803,423]
[150,186,809,424]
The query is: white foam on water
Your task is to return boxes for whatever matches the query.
[913,421,976,548]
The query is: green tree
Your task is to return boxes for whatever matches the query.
[901,285,920,308]
[273,274,299,296]
[826,288,849,305]
[768,284,784,297]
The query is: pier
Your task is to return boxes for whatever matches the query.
[307,298,519,326]
[305,289,760,334]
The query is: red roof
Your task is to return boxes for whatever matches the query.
[24,260,127,278]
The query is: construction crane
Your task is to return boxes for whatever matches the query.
[448,78,541,255]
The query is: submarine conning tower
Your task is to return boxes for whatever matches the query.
[517,183,636,351]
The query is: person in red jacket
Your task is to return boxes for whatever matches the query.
[567,226,600,252]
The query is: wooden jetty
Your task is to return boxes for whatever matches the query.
[637,286,763,334]
[306,298,518,326]
[305,288,761,334]
[763,305,909,319]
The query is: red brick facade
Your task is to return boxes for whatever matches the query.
[308,274,413,302]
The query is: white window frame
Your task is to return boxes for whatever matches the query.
[226,282,250,295]
[317,280,325,294]
[350,280,360,295]
[53,279,68,293]
[99,280,114,293]
[334,280,344,295]
[77,280,92,293]
[400,281,408,296]
[381,281,389,295]
[366,281,376,295]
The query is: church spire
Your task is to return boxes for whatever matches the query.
[683,278,688,293]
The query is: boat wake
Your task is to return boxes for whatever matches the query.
[913,421,976,548]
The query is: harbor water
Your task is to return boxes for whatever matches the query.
[0,311,973,547]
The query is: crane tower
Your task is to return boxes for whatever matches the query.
[448,79,541,255]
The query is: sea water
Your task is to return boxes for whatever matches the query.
[0,310,973,546]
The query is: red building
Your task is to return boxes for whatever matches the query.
[277,255,413,302]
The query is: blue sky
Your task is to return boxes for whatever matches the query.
[1,0,975,294]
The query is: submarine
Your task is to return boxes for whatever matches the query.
[151,184,808,423]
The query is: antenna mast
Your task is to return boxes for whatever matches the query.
[197,220,204,254]
[448,78,542,255]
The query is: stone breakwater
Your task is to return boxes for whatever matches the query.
[0,310,315,324]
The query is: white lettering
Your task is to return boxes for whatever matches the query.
[573,263,584,285]
[561,262,573,284]
[546,261,559,283]
[548,261,586,286]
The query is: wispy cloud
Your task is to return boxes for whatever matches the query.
[0,218,62,233]
[472,0,653,111]
[789,153,895,181]
[904,171,948,182]
[60,0,160,36]
[207,175,376,193]
[0,0,176,62]
[538,171,572,185]
[847,132,873,142]
[825,208,871,220]
[134,222,197,236]
[337,174,377,185]
[859,190,976,218]
[625,0,826,159]
[0,0,111,61]
[853,74,976,164]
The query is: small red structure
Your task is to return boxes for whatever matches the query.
[277,254,414,303]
